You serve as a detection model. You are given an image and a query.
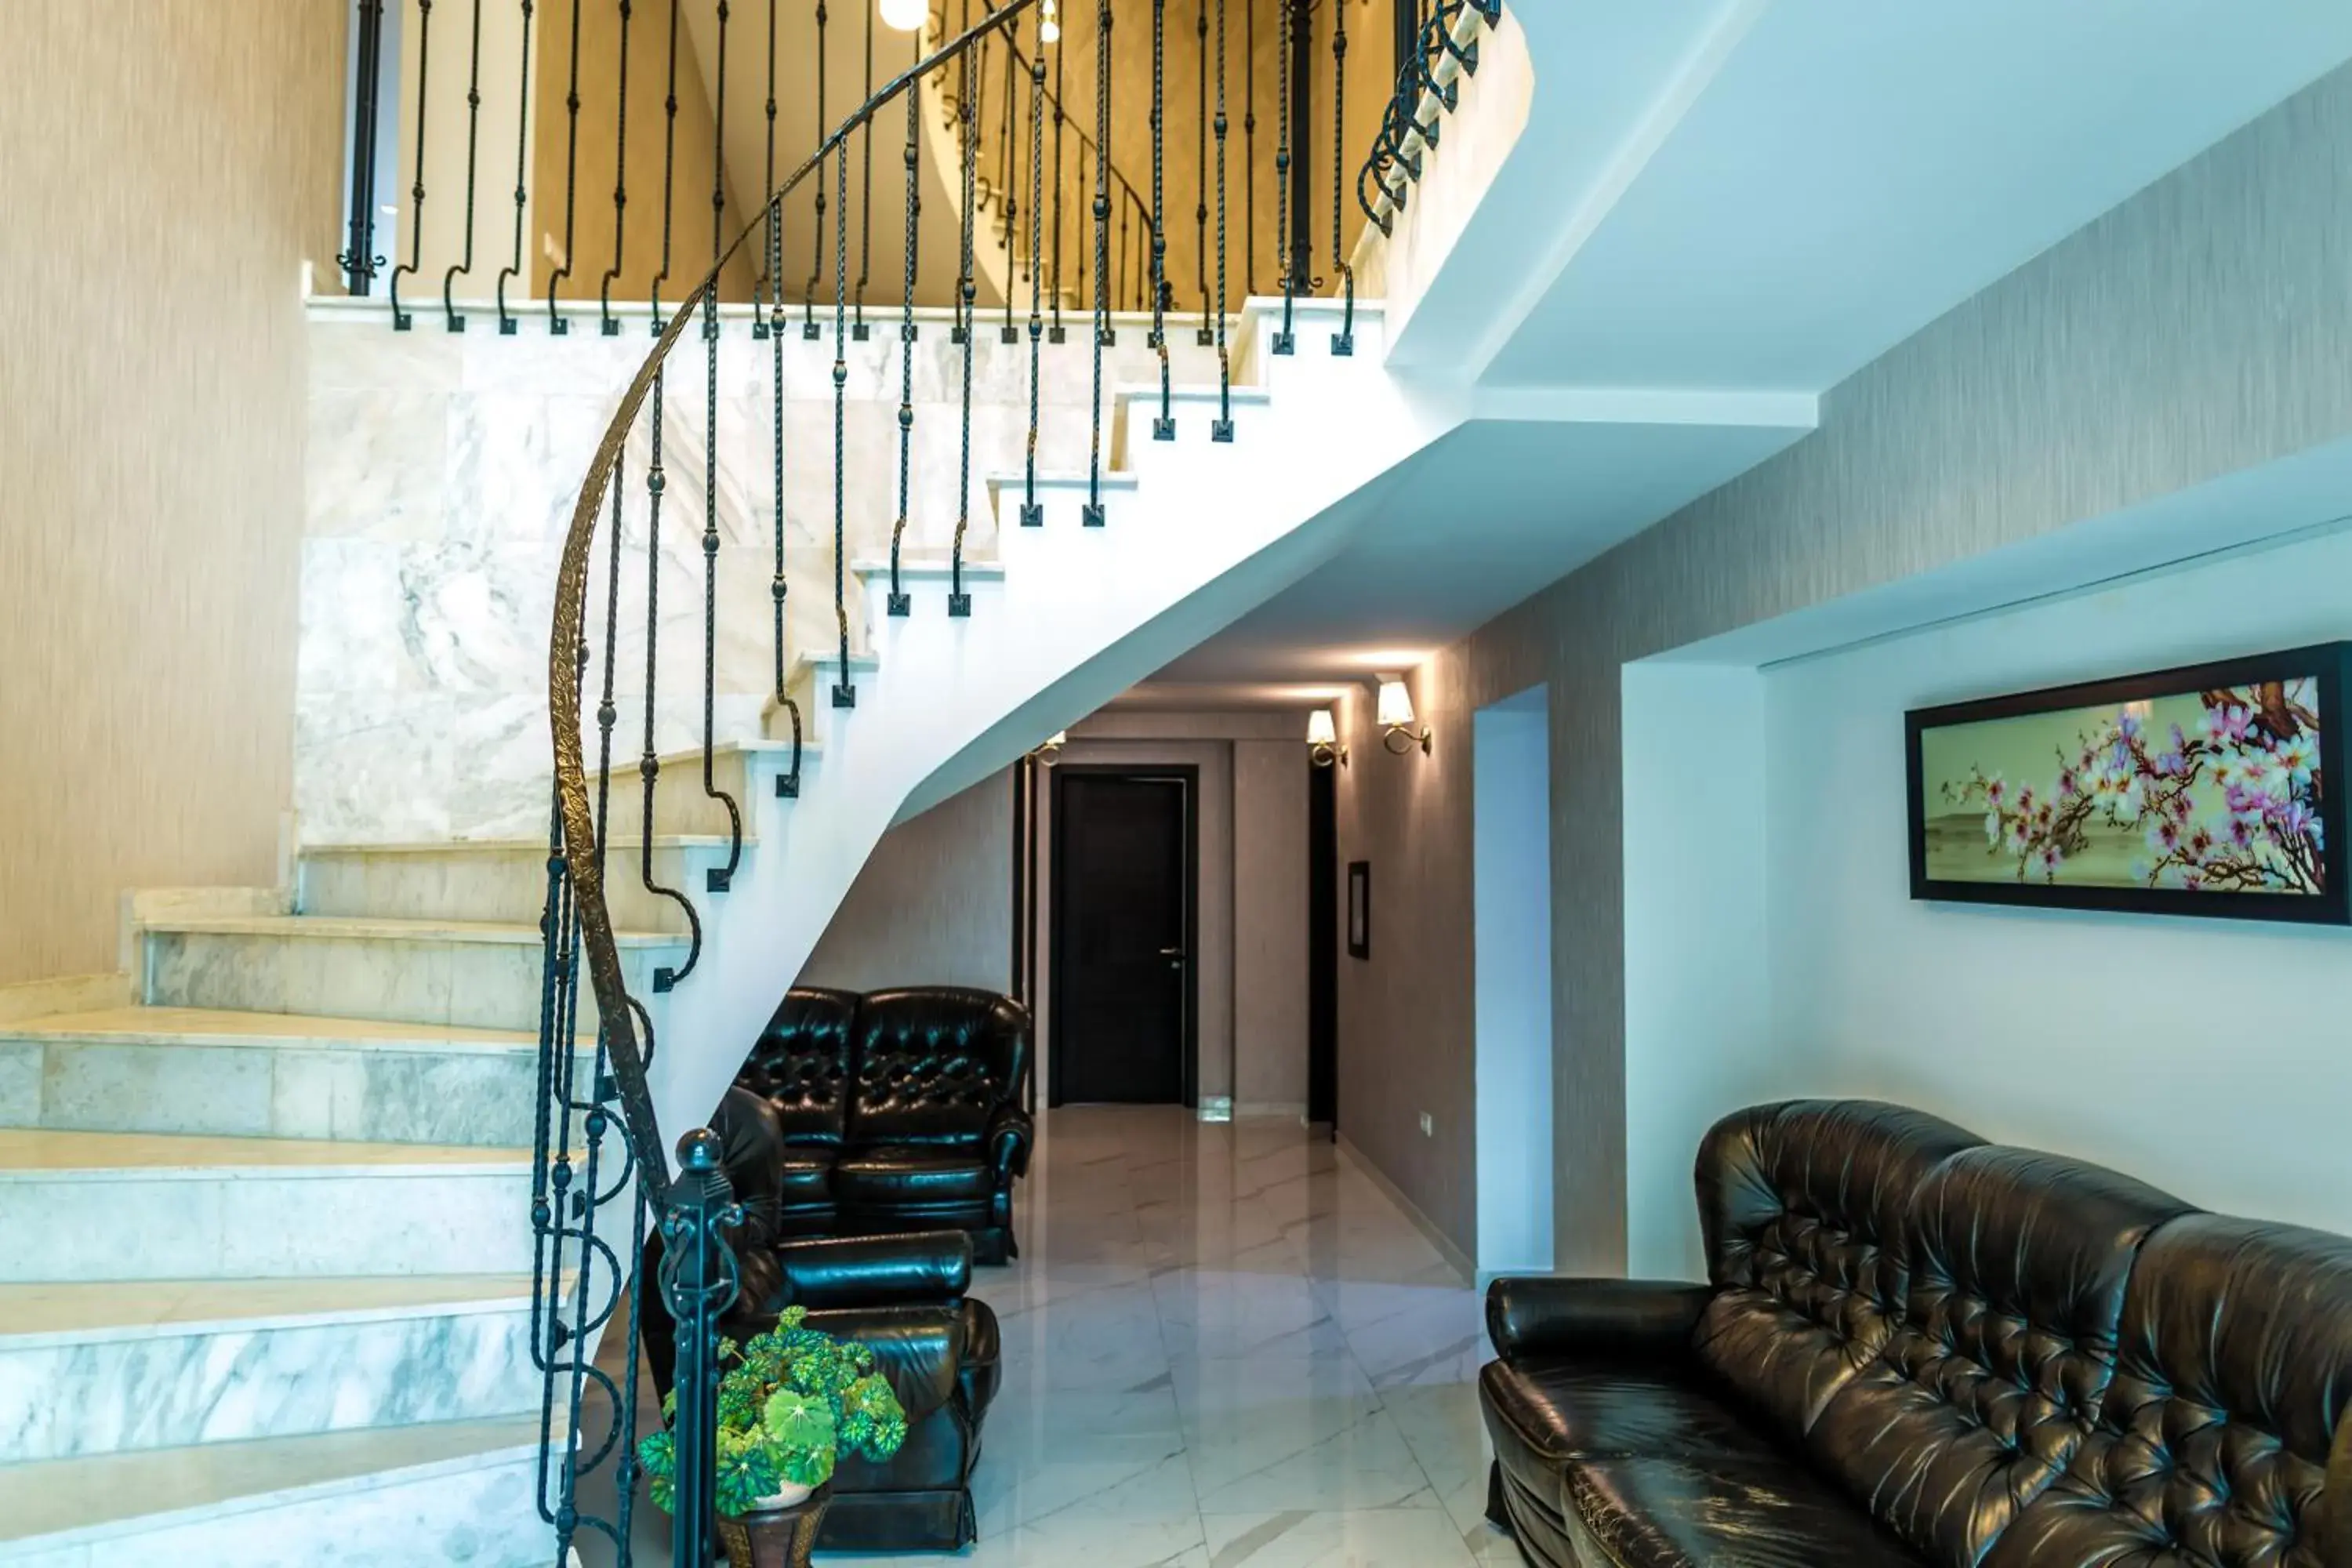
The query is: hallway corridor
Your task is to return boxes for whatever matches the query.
[879,1105,1512,1566]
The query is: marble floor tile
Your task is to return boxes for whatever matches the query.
[1201,1508,1486,1566]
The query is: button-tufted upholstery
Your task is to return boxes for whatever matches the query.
[1477,1100,2352,1568]
[1984,1214,2352,1568]
[728,985,1034,1264]
[1693,1101,1987,1436]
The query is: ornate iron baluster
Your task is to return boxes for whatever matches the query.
[496,0,535,334]
[390,0,433,329]
[1082,0,1109,528]
[1020,9,1044,528]
[652,0,681,333]
[889,34,920,615]
[855,0,876,340]
[547,0,583,332]
[442,0,485,331]
[1193,0,1210,344]
[1210,0,1230,440]
[702,2,744,891]
[341,0,387,297]
[1330,0,1353,354]
[1149,0,1172,443]
[949,4,980,615]
[755,0,778,339]
[659,1129,742,1568]
[1242,0,1254,299]
[598,0,630,336]
[804,0,829,340]
[1000,36,1019,344]
[770,193,804,795]
[832,125,857,703]
[1049,28,1065,343]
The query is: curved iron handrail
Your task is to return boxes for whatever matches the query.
[1357,0,1498,238]
[547,0,1041,1210]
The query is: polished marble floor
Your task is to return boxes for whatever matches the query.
[869,1105,1511,1568]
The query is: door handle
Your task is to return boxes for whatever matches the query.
[1159,946,1186,964]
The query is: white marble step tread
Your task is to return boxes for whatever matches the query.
[984,467,1140,494]
[0,1414,543,1552]
[0,1128,532,1176]
[0,1007,562,1055]
[849,556,1007,580]
[0,1276,537,1348]
[591,735,824,779]
[138,914,683,947]
[303,833,738,855]
[1112,380,1275,405]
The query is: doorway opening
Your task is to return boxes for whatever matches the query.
[1048,766,1199,1107]
[1475,684,1555,1278]
[1307,757,1338,1134]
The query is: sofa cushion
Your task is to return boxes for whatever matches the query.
[740,987,858,1148]
[1693,1101,1985,1440]
[1985,1214,2352,1568]
[833,1149,996,1208]
[847,988,1032,1146]
[1481,1355,1781,1504]
[1563,1453,1929,1567]
[1808,1145,2196,1566]
[774,1158,834,1218]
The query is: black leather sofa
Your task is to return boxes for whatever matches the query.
[1480,1099,2352,1566]
[735,985,1033,1264]
[644,1088,1003,1552]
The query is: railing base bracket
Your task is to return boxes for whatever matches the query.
[951,325,968,345]
[854,323,872,341]
[601,318,622,337]
[949,592,972,617]
[803,321,822,341]
[888,591,912,616]
[1272,331,1294,355]
[1210,419,1233,443]
[1020,502,1044,528]
[1098,327,1118,347]
[1082,503,1105,528]
[551,318,571,337]
[652,967,677,994]
[1152,417,1175,441]
[776,772,800,799]
[706,867,731,893]
[499,318,518,337]
[394,313,414,333]
[1331,332,1354,357]
[1000,326,1021,344]
[753,321,771,340]
[832,684,858,709]
[1049,326,1067,343]
[448,316,468,334]
[1196,328,1214,347]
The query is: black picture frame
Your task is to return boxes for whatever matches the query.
[1346,860,1371,958]
[1905,641,2351,925]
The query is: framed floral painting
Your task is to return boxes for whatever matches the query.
[1905,644,2350,924]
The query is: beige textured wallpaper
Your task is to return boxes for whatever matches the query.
[0,0,345,986]
[1338,59,2352,1271]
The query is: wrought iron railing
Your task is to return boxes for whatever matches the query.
[1356,0,1500,241]
[327,3,1428,1563]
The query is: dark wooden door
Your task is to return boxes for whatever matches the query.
[1308,759,1337,1131]
[1052,771,1192,1105]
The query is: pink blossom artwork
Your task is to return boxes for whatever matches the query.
[1907,648,2348,924]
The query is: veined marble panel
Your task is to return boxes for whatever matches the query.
[0,1160,539,1282]
[298,840,710,933]
[0,1295,535,1462]
[0,1437,551,1566]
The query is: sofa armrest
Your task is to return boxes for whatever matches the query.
[798,1303,967,1421]
[775,1231,973,1310]
[1484,1276,1713,1362]
[985,1104,1033,1181]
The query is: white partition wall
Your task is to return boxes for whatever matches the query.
[1475,685,1555,1279]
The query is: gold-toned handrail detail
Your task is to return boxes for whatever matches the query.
[550,0,1041,1203]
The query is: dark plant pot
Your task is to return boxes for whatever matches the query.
[716,1486,831,1568]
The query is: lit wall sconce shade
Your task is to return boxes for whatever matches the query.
[1039,0,1062,42]
[1375,677,1432,756]
[1029,730,1067,764]
[880,0,928,33]
[1308,708,1348,768]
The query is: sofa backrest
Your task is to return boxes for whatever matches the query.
[845,988,1031,1147]
[1808,1144,2195,1567]
[1692,1099,1985,1438]
[1985,1212,2352,1568]
[739,987,858,1148]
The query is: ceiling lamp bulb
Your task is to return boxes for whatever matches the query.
[880,0,927,34]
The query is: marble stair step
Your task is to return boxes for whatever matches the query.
[299,834,744,933]
[589,736,818,840]
[0,1007,593,1146]
[0,1414,550,1565]
[984,466,1142,532]
[0,1276,543,1464]
[0,1131,545,1283]
[141,915,686,1034]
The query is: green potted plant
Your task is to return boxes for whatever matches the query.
[638,1307,909,1566]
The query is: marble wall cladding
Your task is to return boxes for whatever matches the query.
[0,1300,535,1462]
[2,1445,551,1568]
[7,1037,557,1147]
[0,1167,539,1282]
[300,314,1223,842]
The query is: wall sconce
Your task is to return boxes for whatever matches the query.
[1307,708,1348,768]
[1039,0,1062,43]
[1029,730,1067,766]
[1375,677,1431,756]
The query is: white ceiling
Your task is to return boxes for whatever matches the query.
[1148,1,2352,695]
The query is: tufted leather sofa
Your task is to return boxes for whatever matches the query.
[734,985,1034,1264]
[644,1088,1004,1552]
[1480,1099,2352,1567]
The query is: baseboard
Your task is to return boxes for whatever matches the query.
[1196,1096,1234,1123]
[1234,1100,1307,1120]
[0,970,134,1026]
[1333,1131,1475,1286]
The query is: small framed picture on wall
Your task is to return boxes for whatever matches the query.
[1346,861,1371,959]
